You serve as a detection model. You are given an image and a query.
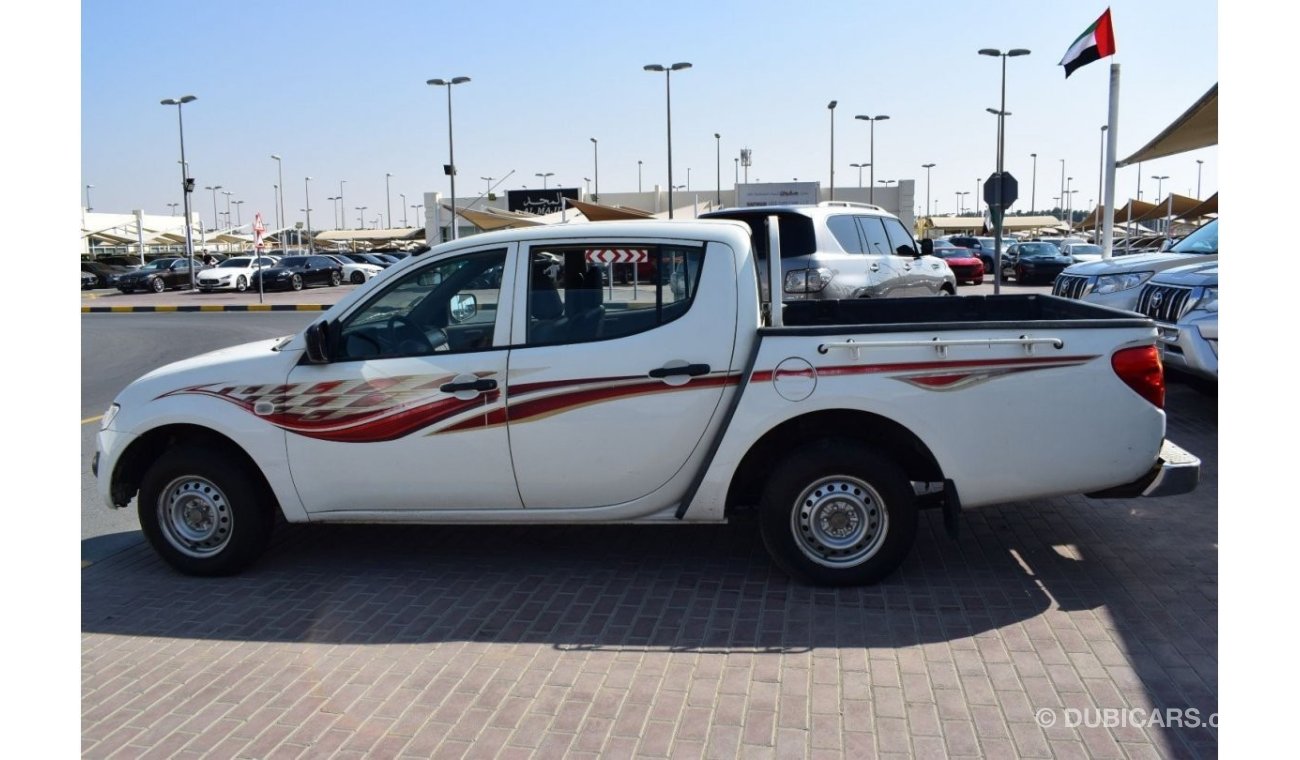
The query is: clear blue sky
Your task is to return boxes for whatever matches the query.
[80,0,1216,226]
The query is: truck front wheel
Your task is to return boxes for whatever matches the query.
[138,446,276,576]
[759,441,917,586]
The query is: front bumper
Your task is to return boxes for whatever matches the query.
[1157,320,1218,381]
[1086,440,1201,498]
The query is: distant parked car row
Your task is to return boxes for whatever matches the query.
[82,249,416,293]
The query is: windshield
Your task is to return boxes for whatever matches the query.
[1169,219,1218,254]
[1017,243,1059,257]
[219,258,251,268]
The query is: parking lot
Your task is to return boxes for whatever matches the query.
[82,303,1216,758]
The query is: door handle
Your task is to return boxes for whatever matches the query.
[439,378,498,393]
[648,363,711,379]
[869,263,880,272]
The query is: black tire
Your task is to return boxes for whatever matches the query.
[330,270,342,287]
[137,445,277,576]
[291,274,304,291]
[350,270,366,284]
[235,275,248,292]
[150,277,166,293]
[759,440,917,586]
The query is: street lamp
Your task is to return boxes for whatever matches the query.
[1030,153,1037,212]
[714,132,722,206]
[1059,159,1066,215]
[827,100,838,201]
[327,197,339,229]
[160,95,198,288]
[584,177,591,197]
[956,191,969,214]
[303,176,314,252]
[535,172,554,190]
[637,160,643,193]
[338,180,346,228]
[854,114,889,203]
[85,184,94,212]
[1196,159,1204,199]
[850,163,869,188]
[644,62,692,218]
[427,76,471,239]
[233,200,244,228]
[271,155,285,235]
[412,204,424,229]
[1151,175,1168,198]
[878,179,896,187]
[921,163,936,217]
[590,137,599,203]
[979,46,1030,295]
[205,185,222,232]
[222,190,233,230]
[400,193,408,225]
[385,172,393,229]
[734,157,739,190]
[356,206,367,229]
[687,167,691,192]
[167,202,179,215]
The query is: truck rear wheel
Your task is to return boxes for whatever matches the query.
[138,445,276,576]
[759,440,917,586]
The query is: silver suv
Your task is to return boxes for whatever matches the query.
[1052,218,1217,312]
[701,202,956,299]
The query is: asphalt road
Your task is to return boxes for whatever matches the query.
[80,312,318,562]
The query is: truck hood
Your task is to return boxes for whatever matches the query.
[1148,261,1218,287]
[1062,251,1216,277]
[115,336,302,408]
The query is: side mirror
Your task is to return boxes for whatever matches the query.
[920,239,934,257]
[450,293,478,323]
[304,321,332,364]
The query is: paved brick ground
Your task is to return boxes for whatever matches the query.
[82,380,1217,759]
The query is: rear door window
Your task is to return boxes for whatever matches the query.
[856,216,893,256]
[826,215,865,253]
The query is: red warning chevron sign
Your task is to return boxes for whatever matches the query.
[585,248,648,264]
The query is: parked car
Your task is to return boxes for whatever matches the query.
[81,261,133,288]
[82,271,99,289]
[947,235,1006,273]
[116,258,207,293]
[1001,242,1075,285]
[196,256,281,292]
[1061,242,1105,264]
[1133,261,1217,382]
[95,219,1198,584]
[324,254,383,284]
[1052,218,1217,312]
[929,240,984,284]
[340,252,396,269]
[701,202,956,299]
[248,255,343,291]
[94,255,145,271]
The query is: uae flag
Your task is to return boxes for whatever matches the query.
[1059,8,1116,78]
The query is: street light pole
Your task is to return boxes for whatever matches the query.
[161,95,198,288]
[644,62,692,218]
[1030,153,1037,212]
[979,46,1030,295]
[827,101,837,201]
[590,137,599,203]
[921,163,935,218]
[271,155,286,237]
[205,185,222,232]
[637,160,643,193]
[85,184,94,212]
[338,180,346,228]
[1196,160,1204,199]
[222,190,233,230]
[714,132,721,206]
[427,76,471,239]
[400,193,408,225]
[233,200,244,228]
[1059,159,1066,217]
[535,172,553,190]
[385,172,393,229]
[855,114,890,203]
[303,177,314,252]
[356,206,366,230]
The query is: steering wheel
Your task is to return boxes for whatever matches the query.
[386,314,447,354]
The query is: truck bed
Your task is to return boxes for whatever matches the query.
[780,294,1150,333]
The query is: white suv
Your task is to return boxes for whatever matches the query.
[701,202,956,299]
[1052,219,1217,312]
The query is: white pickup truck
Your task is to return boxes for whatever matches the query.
[94,219,1199,585]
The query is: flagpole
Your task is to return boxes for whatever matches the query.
[1101,63,1120,260]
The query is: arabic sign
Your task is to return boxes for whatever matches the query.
[506,188,579,215]
[736,181,820,207]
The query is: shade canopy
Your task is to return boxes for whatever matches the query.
[1118,83,1217,167]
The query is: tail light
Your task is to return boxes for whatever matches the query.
[1111,345,1165,408]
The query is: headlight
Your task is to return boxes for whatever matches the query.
[101,403,120,430]
[1091,271,1153,295]
[1194,287,1217,312]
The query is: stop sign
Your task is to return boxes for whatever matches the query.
[983,172,1019,210]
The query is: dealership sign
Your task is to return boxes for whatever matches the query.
[736,181,821,207]
[507,188,579,215]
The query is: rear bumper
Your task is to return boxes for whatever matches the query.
[1086,439,1200,499]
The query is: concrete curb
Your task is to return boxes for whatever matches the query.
[82,304,330,313]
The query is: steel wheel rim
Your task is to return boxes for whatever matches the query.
[791,475,889,568]
[157,475,233,558]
